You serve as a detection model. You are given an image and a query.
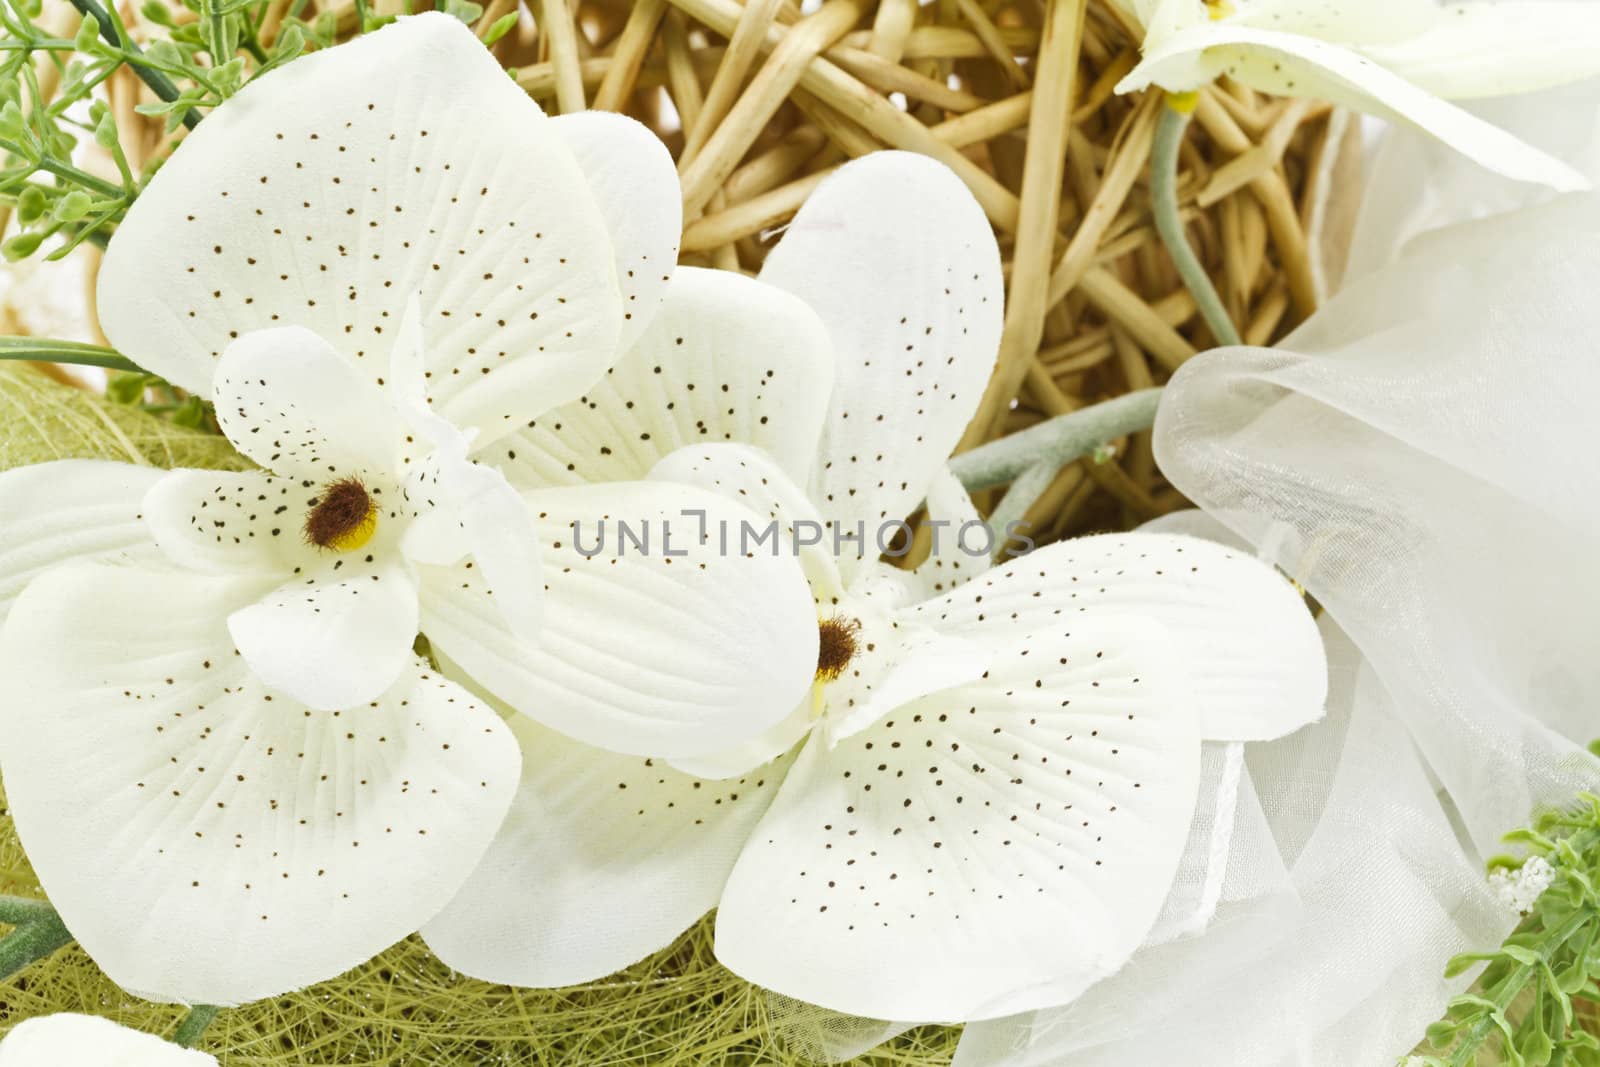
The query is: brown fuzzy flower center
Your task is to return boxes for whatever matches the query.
[304,476,377,551]
[815,616,861,682]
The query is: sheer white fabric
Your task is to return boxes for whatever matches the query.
[955,186,1600,1067]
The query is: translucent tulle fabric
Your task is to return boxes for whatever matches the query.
[952,150,1600,1067]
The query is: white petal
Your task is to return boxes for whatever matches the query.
[905,465,992,600]
[423,716,786,986]
[1226,0,1440,45]
[399,447,544,641]
[911,533,1326,743]
[0,563,519,1005]
[441,460,543,640]
[97,12,623,437]
[0,459,162,622]
[143,469,321,575]
[213,326,403,481]
[418,481,817,759]
[491,267,834,491]
[0,1014,215,1067]
[550,111,682,351]
[1361,2,1600,100]
[648,442,847,598]
[758,152,1004,545]
[715,615,1201,1022]
[1223,0,1600,98]
[823,618,991,744]
[666,696,813,781]
[229,554,419,710]
[1119,23,1589,191]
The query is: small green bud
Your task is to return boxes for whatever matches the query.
[18,0,41,18]
[54,189,91,222]
[15,184,46,223]
[74,15,100,53]
[213,56,245,96]
[93,111,118,151]
[140,0,175,26]
[483,11,517,44]
[274,23,305,60]
[2,231,43,261]
[439,0,483,24]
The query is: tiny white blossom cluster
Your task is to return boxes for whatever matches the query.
[1489,856,1556,915]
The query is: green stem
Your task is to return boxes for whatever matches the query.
[65,0,202,131]
[0,337,144,373]
[948,388,1163,492]
[0,896,57,926]
[1152,98,1242,349]
[173,1004,220,1048]
[0,139,126,199]
[986,457,1056,552]
[0,900,72,982]
[1449,907,1594,1067]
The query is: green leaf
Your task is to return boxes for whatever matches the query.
[483,10,517,44]
[0,364,247,472]
[0,100,25,140]
[274,22,305,61]
[73,15,100,53]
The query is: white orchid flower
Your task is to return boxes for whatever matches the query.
[0,1014,215,1067]
[0,14,817,1004]
[418,152,1329,1022]
[1115,0,1600,190]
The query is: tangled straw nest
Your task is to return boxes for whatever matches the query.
[0,0,1358,1061]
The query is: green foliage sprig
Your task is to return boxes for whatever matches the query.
[1412,794,1600,1067]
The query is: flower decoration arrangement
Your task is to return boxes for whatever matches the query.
[0,2,1597,1067]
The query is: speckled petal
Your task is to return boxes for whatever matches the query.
[229,552,420,711]
[0,1014,216,1066]
[550,110,681,352]
[98,13,624,436]
[492,268,834,492]
[757,152,1003,549]
[418,480,817,760]
[423,716,786,986]
[212,326,404,482]
[908,533,1327,742]
[715,613,1200,1022]
[143,469,316,575]
[0,459,162,622]
[0,562,519,1005]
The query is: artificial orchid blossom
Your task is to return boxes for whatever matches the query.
[1114,0,1600,190]
[419,152,1329,1022]
[0,14,818,1004]
[0,1014,216,1067]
